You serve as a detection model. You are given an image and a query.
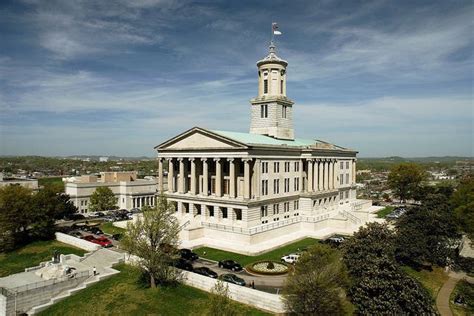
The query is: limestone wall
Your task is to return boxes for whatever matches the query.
[55,232,100,252]
[181,270,286,314]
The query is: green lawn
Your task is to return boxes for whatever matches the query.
[194,238,320,266]
[376,206,395,218]
[402,265,449,300]
[450,280,474,316]
[38,177,64,189]
[39,264,269,316]
[0,240,85,277]
[100,222,126,235]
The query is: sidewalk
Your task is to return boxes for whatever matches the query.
[436,271,473,316]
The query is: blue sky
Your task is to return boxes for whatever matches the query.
[0,0,472,157]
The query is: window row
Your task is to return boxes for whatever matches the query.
[261,178,300,195]
[261,161,300,173]
[260,200,300,218]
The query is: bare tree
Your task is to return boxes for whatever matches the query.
[121,194,181,288]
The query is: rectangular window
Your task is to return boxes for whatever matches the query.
[235,209,242,220]
[346,161,349,169]
[274,179,280,194]
[294,162,299,172]
[264,79,268,94]
[210,206,215,217]
[280,80,283,94]
[261,162,268,173]
[261,179,268,196]
[260,104,268,118]
[340,161,344,169]
[294,200,299,210]
[261,206,268,218]
[346,174,349,184]
[294,177,299,191]
[223,179,229,195]
[273,204,279,215]
[222,207,228,219]
[345,191,349,199]
[282,105,287,118]
[274,162,280,173]
[196,205,201,215]
[340,176,343,185]
[340,192,344,200]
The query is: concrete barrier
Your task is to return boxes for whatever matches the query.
[55,232,100,252]
[181,271,286,313]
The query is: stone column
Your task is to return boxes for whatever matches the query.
[228,158,236,198]
[201,158,208,196]
[178,158,185,194]
[334,161,339,189]
[329,161,334,190]
[244,159,251,199]
[167,158,174,193]
[353,160,357,184]
[190,158,197,195]
[215,158,222,197]
[299,160,304,193]
[314,160,319,192]
[307,159,313,192]
[325,161,330,190]
[158,158,164,193]
[318,160,324,191]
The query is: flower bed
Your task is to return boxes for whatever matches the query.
[246,260,290,276]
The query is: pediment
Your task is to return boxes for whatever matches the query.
[156,127,247,150]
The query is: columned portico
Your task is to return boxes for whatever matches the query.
[228,158,236,198]
[201,158,209,196]
[318,161,324,191]
[307,159,313,192]
[190,158,197,195]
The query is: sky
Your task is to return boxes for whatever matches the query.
[0,0,472,158]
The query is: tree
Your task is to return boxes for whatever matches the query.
[0,185,34,251]
[388,163,426,202]
[203,280,241,316]
[283,243,349,315]
[395,194,459,267]
[451,176,474,240]
[89,186,117,213]
[343,223,435,315]
[121,195,180,288]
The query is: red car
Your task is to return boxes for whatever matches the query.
[81,235,113,248]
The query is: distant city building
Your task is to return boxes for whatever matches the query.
[155,41,379,253]
[64,171,157,213]
[99,156,109,162]
[0,172,39,190]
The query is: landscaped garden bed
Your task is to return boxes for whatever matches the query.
[246,260,291,276]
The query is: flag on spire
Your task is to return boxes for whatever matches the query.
[272,22,282,35]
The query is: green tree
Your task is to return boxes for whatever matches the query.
[395,194,459,267]
[388,163,426,202]
[0,186,34,251]
[88,187,117,213]
[451,176,474,240]
[343,223,435,315]
[284,243,350,315]
[204,280,241,316]
[121,195,180,288]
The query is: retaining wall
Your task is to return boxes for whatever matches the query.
[55,232,100,251]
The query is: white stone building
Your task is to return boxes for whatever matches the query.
[155,42,380,254]
[0,172,39,190]
[64,172,157,213]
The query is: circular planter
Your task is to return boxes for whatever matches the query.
[246,260,290,276]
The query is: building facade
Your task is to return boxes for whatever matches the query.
[0,172,39,190]
[64,172,157,213]
[156,43,379,254]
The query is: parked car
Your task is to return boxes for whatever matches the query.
[220,274,246,286]
[218,260,243,271]
[104,216,115,222]
[81,235,96,242]
[174,258,193,271]
[89,227,104,235]
[281,254,300,264]
[180,248,199,261]
[112,233,123,241]
[193,267,218,278]
[65,213,85,221]
[130,208,141,214]
[69,231,83,238]
[94,236,113,248]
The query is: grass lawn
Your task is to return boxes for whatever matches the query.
[0,240,85,277]
[450,280,474,316]
[376,206,395,218]
[39,264,269,316]
[194,238,320,266]
[100,222,126,235]
[38,177,64,189]
[402,265,449,300]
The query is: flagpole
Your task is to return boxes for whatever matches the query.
[271,22,274,45]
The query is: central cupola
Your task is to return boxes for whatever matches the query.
[249,42,295,140]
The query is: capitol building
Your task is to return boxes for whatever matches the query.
[155,42,381,254]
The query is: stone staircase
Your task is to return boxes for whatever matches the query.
[28,249,124,315]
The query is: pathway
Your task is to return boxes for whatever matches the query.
[436,271,474,316]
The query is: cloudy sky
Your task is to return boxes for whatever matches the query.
[0,0,472,157]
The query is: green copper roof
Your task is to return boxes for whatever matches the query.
[212,130,317,147]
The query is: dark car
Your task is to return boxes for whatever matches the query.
[112,233,123,241]
[89,227,104,235]
[218,260,243,272]
[69,231,83,238]
[193,267,218,278]
[65,213,85,221]
[220,273,246,286]
[180,249,199,261]
[174,258,193,271]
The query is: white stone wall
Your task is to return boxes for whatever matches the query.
[55,232,100,252]
[181,270,286,313]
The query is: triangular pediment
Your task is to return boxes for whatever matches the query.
[155,127,248,150]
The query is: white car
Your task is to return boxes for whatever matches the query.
[281,253,300,264]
